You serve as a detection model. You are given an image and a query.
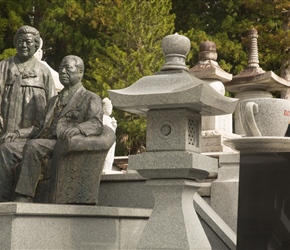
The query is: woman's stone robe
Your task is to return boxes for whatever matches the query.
[0,56,56,135]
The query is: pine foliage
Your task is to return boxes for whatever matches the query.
[0,0,290,154]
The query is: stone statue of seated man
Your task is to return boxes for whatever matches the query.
[0,55,115,203]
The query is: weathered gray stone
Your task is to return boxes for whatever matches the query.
[194,193,236,249]
[224,28,290,135]
[147,109,201,152]
[0,55,115,205]
[0,25,56,138]
[99,173,153,208]
[201,133,241,153]
[239,98,290,137]
[0,203,151,250]
[189,40,239,154]
[189,40,232,83]
[99,172,211,208]
[224,137,290,153]
[99,173,236,249]
[137,179,212,250]
[109,70,238,116]
[211,153,240,233]
[109,33,238,249]
[129,151,218,180]
[109,34,237,117]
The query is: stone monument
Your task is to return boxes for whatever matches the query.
[109,33,238,249]
[224,28,290,135]
[0,55,116,204]
[217,29,290,233]
[225,85,290,248]
[0,51,143,249]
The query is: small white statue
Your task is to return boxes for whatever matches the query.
[34,38,64,92]
[102,98,119,174]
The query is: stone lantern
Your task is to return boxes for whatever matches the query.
[190,40,239,153]
[190,40,241,232]
[109,33,238,249]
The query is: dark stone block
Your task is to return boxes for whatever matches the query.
[237,153,290,249]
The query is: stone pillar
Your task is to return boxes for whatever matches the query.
[130,108,217,249]
[137,179,211,249]
[224,136,290,249]
[211,153,240,232]
[129,127,217,249]
[238,152,290,249]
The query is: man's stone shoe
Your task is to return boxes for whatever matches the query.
[14,194,33,203]
[0,196,9,202]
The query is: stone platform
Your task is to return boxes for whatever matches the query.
[0,173,236,249]
[0,203,150,250]
[99,173,236,249]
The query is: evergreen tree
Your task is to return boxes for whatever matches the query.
[0,0,174,155]
[88,0,175,155]
[172,0,290,79]
[2,0,290,155]
[0,0,30,59]
[37,0,121,72]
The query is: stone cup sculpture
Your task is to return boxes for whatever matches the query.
[240,98,290,137]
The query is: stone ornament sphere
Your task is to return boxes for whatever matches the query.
[162,33,190,56]
[198,40,217,61]
[240,98,290,137]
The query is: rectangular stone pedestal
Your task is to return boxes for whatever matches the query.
[0,203,150,250]
[238,152,290,249]
[211,153,239,232]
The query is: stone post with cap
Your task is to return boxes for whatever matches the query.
[109,33,238,249]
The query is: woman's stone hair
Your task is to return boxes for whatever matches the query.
[14,25,41,51]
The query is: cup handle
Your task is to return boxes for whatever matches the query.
[245,101,262,136]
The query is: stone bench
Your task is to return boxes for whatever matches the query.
[33,125,116,204]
